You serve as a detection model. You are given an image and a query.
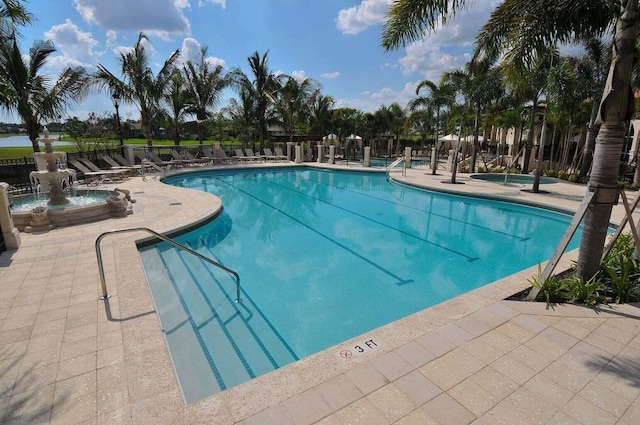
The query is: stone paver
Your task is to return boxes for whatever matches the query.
[1,164,639,424]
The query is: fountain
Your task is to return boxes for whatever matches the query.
[29,127,75,206]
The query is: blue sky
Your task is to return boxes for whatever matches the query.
[14,0,502,122]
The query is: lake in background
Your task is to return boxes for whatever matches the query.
[0,134,71,148]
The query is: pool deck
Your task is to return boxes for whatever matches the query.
[1,162,640,425]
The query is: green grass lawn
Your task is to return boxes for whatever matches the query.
[0,138,247,160]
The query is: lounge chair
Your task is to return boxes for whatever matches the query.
[234,149,256,162]
[244,149,263,161]
[274,147,289,161]
[181,149,211,165]
[263,147,286,161]
[69,159,125,183]
[102,155,143,174]
[205,148,234,164]
[137,152,177,167]
[78,158,129,179]
[169,150,196,166]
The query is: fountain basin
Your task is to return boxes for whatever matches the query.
[10,190,131,232]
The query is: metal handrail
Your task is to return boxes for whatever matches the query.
[95,227,241,302]
[385,157,405,181]
[140,158,166,180]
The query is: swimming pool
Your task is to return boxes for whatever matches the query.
[140,167,581,403]
[470,173,557,185]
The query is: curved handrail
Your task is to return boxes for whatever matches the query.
[140,158,166,180]
[385,157,404,181]
[95,227,241,302]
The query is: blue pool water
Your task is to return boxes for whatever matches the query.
[140,167,581,403]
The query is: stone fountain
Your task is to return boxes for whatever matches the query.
[30,127,75,206]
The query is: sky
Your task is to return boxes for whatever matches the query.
[13,0,504,123]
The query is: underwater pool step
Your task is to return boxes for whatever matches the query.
[142,245,297,403]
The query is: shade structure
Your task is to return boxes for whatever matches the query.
[438,134,460,151]
[323,133,338,147]
[463,135,484,142]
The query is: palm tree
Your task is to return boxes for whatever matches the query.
[0,37,87,152]
[275,76,318,143]
[576,38,610,178]
[183,45,230,144]
[223,86,256,145]
[230,51,284,150]
[309,92,335,136]
[0,0,30,40]
[163,70,190,145]
[382,0,638,281]
[408,78,455,172]
[93,33,179,146]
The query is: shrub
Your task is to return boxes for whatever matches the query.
[557,171,570,181]
[600,233,640,303]
[567,174,578,183]
[546,170,558,178]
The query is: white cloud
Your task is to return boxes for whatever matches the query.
[73,0,191,38]
[105,30,117,48]
[336,0,391,35]
[198,0,226,8]
[321,71,340,79]
[44,19,100,65]
[291,70,306,82]
[180,37,226,68]
[336,82,417,112]
[395,1,500,80]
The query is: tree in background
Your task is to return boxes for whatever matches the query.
[183,45,230,144]
[230,51,284,150]
[93,32,179,146]
[0,38,87,152]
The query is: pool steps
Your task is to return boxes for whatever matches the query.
[140,245,298,404]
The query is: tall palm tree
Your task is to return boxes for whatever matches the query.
[230,51,284,150]
[576,38,610,178]
[0,37,87,152]
[183,45,230,144]
[382,0,638,281]
[163,70,190,145]
[93,33,179,146]
[408,78,455,172]
[275,76,318,142]
[309,92,335,136]
[0,0,31,40]
[223,86,256,144]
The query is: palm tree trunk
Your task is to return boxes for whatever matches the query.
[579,102,600,178]
[470,108,480,173]
[522,99,538,174]
[577,0,638,280]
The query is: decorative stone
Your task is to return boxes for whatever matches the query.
[25,206,55,232]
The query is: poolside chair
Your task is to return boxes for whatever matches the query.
[207,148,235,164]
[69,159,125,183]
[234,149,254,162]
[169,150,196,166]
[181,149,210,165]
[137,152,177,168]
[244,149,263,161]
[274,147,289,161]
[263,147,286,161]
[102,155,143,174]
[78,158,129,180]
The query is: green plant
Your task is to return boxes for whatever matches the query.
[528,265,571,305]
[545,169,558,178]
[563,275,608,306]
[557,171,570,180]
[600,233,640,303]
[567,174,578,183]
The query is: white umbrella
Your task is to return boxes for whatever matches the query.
[438,134,459,151]
[323,133,338,146]
[463,135,484,142]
